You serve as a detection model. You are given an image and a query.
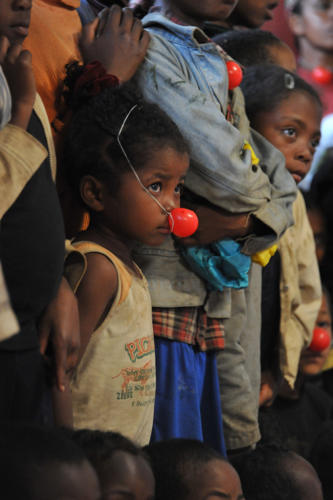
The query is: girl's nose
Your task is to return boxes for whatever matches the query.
[13,0,32,11]
[297,141,313,165]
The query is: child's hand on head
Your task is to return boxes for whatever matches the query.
[79,4,150,83]
[0,35,35,129]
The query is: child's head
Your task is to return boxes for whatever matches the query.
[0,0,31,44]
[286,0,333,59]
[299,289,332,376]
[64,80,189,246]
[163,0,239,25]
[0,424,100,500]
[241,64,322,184]
[145,438,244,500]
[227,0,278,28]
[235,443,323,500]
[214,30,296,72]
[67,429,154,500]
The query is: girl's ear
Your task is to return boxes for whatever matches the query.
[288,13,305,37]
[80,175,105,212]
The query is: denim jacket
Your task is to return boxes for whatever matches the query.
[134,13,296,312]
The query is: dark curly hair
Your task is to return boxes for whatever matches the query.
[214,30,287,68]
[241,64,322,126]
[144,438,227,500]
[62,67,189,204]
[234,443,319,500]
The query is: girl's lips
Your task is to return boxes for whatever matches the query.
[11,25,29,37]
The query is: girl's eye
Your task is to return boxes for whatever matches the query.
[282,127,296,138]
[317,321,331,329]
[175,183,184,195]
[311,137,321,148]
[149,182,161,193]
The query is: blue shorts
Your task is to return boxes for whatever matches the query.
[151,337,226,456]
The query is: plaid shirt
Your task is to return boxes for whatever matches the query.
[153,307,224,352]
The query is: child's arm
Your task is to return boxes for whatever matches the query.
[0,37,47,218]
[52,252,118,426]
[0,36,35,130]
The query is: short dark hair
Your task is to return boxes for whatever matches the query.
[234,443,304,500]
[63,68,188,203]
[240,64,322,125]
[66,428,149,472]
[0,423,88,500]
[144,438,227,500]
[214,30,284,67]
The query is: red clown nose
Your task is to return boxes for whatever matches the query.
[226,61,243,90]
[312,66,333,85]
[309,327,331,352]
[168,208,199,238]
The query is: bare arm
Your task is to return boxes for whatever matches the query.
[52,253,118,426]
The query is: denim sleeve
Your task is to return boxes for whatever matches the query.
[137,34,296,252]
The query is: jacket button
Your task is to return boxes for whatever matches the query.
[252,165,258,172]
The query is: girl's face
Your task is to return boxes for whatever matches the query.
[300,293,332,376]
[99,451,155,500]
[102,146,189,247]
[252,91,321,184]
[291,0,333,52]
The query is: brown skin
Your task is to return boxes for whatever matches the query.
[288,0,333,70]
[99,451,155,500]
[300,293,332,376]
[161,0,239,28]
[0,36,35,129]
[30,460,101,500]
[186,459,245,500]
[257,91,321,407]
[252,91,322,184]
[0,0,81,395]
[226,0,278,28]
[80,4,150,82]
[54,147,189,423]
[0,0,31,45]
[268,42,297,72]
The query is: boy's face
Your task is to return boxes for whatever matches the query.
[300,293,332,376]
[166,0,239,25]
[0,0,31,44]
[99,451,155,500]
[252,91,321,184]
[289,0,333,52]
[186,460,245,500]
[229,0,278,28]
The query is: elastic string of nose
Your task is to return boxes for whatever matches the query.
[117,105,172,221]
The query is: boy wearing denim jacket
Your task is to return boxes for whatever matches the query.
[134,0,296,453]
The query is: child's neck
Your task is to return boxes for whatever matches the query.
[74,222,140,277]
[161,1,204,27]
[298,38,333,70]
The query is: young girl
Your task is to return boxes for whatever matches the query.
[60,81,190,446]
[241,64,323,406]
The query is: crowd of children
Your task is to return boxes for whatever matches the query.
[1,0,333,497]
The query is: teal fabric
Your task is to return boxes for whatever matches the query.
[181,239,251,291]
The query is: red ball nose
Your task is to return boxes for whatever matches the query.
[312,66,332,85]
[168,208,199,238]
[309,327,331,352]
[226,60,243,90]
